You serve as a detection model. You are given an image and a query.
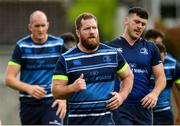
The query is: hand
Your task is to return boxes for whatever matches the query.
[141,92,158,109]
[27,85,46,99]
[51,99,67,119]
[106,92,123,110]
[72,74,86,92]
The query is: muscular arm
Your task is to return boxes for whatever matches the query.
[152,63,166,96]
[5,64,46,99]
[118,64,134,101]
[5,65,30,91]
[141,63,166,108]
[52,74,86,99]
[106,63,134,110]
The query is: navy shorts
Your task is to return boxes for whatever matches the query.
[112,104,152,125]
[68,113,115,125]
[20,97,63,125]
[153,109,174,125]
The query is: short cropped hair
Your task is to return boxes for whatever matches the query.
[75,12,97,30]
[156,43,166,53]
[144,29,164,40]
[60,32,77,44]
[128,7,148,19]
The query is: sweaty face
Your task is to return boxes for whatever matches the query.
[126,14,147,40]
[29,14,49,43]
[77,18,99,51]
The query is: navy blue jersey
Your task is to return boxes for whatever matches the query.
[107,37,162,104]
[9,34,66,98]
[53,43,127,119]
[151,54,180,112]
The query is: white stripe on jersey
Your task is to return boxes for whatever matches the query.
[19,43,63,48]
[164,66,175,69]
[68,64,117,73]
[65,52,117,61]
[154,106,171,112]
[21,54,60,59]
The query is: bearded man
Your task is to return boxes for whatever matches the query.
[51,12,134,125]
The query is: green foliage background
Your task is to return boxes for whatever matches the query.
[68,0,118,41]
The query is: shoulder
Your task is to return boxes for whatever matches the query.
[139,38,158,51]
[106,37,122,47]
[139,37,155,46]
[17,35,32,47]
[48,34,64,44]
[100,43,119,52]
[62,46,79,57]
[17,35,30,44]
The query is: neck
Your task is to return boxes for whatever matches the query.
[122,32,138,46]
[31,34,48,44]
[77,42,98,53]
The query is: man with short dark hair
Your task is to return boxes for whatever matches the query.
[107,7,166,125]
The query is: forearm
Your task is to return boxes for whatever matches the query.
[152,76,166,96]
[5,76,31,93]
[119,69,134,101]
[119,77,133,101]
[52,81,75,99]
[53,75,86,99]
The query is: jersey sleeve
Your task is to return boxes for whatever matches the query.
[175,61,180,84]
[53,55,68,81]
[116,50,128,75]
[8,44,21,66]
[151,43,162,66]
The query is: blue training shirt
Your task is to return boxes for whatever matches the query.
[151,54,180,112]
[107,37,162,104]
[53,43,128,118]
[8,34,67,99]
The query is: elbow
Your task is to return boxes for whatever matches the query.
[52,88,60,99]
[163,77,167,89]
[5,76,11,87]
[53,93,67,100]
[52,88,67,100]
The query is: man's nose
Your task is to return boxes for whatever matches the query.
[89,27,95,33]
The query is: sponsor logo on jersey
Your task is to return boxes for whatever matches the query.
[140,48,148,55]
[117,48,123,53]
[90,70,99,76]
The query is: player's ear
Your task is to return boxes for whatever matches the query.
[123,16,129,25]
[76,29,80,38]
[47,21,50,29]
[28,24,32,32]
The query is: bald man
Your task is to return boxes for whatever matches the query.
[5,10,67,125]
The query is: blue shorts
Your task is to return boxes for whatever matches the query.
[20,97,63,125]
[153,109,174,125]
[68,113,115,125]
[112,104,152,125]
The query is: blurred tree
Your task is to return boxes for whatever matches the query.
[68,0,118,42]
